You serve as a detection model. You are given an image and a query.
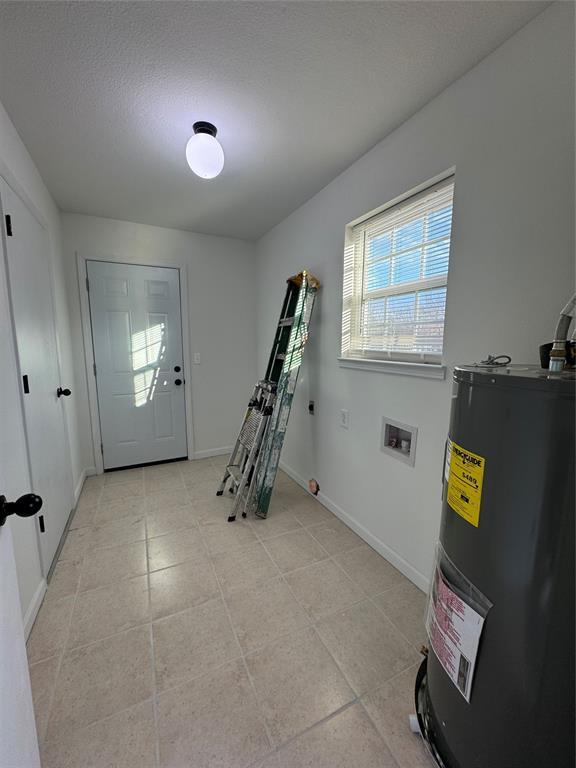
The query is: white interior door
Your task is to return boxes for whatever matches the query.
[87,260,188,469]
[0,188,41,768]
[1,178,73,576]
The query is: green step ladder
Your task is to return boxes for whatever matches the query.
[217,270,320,521]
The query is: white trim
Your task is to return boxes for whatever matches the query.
[76,251,196,472]
[73,468,86,506]
[279,460,429,593]
[338,356,446,379]
[193,446,232,460]
[23,578,47,640]
[346,167,456,229]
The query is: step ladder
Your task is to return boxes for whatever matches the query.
[217,270,320,521]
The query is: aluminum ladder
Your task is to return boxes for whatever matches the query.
[217,270,320,521]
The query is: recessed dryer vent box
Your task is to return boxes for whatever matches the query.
[381,417,418,467]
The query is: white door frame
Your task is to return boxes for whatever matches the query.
[76,252,195,474]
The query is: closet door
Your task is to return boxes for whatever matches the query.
[1,178,73,573]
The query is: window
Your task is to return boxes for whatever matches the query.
[341,176,454,366]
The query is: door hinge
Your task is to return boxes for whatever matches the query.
[5,214,12,237]
[22,374,30,394]
[38,515,45,533]
[93,362,97,377]
[86,277,90,292]
[100,442,103,455]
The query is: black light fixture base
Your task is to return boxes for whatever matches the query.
[193,121,217,137]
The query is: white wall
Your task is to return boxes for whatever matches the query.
[61,214,257,469]
[256,3,575,589]
[0,99,80,624]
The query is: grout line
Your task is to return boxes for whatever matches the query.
[144,508,161,768]
[199,523,276,751]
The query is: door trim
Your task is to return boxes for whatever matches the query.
[77,253,195,473]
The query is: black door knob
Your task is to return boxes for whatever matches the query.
[175,378,182,386]
[57,387,72,398]
[0,493,43,527]
[174,365,181,373]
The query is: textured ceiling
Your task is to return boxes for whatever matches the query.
[0,1,548,239]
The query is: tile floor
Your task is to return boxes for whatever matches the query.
[27,457,435,768]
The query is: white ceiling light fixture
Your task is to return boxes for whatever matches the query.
[185,121,224,179]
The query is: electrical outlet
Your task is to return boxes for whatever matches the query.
[340,409,350,429]
[193,353,201,364]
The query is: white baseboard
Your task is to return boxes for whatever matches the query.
[23,578,47,639]
[85,466,98,477]
[279,460,430,593]
[73,469,87,506]
[193,446,232,460]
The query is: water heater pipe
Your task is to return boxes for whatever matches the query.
[549,293,576,371]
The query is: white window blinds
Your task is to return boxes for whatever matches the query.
[341,176,454,364]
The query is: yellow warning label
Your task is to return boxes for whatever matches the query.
[447,441,485,527]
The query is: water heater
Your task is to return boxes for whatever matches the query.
[416,365,575,768]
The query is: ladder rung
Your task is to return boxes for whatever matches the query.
[278,317,294,327]
[275,354,286,361]
[227,466,243,483]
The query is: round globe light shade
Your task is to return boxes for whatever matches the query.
[185,132,224,179]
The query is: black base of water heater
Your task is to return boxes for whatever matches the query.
[416,364,575,768]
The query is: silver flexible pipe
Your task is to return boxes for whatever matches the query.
[549,293,576,371]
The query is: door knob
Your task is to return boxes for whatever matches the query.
[175,378,183,386]
[57,387,71,397]
[0,493,43,527]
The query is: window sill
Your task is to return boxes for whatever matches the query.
[338,356,447,380]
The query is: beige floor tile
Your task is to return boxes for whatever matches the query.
[58,526,93,562]
[285,559,365,621]
[27,595,75,665]
[288,497,334,527]
[190,493,235,521]
[315,600,420,696]
[100,481,144,503]
[91,515,146,549]
[144,462,182,479]
[82,475,104,491]
[76,489,101,512]
[246,627,354,746]
[146,505,198,538]
[41,699,156,768]
[264,529,328,574]
[307,518,364,555]
[260,702,398,768]
[145,487,190,512]
[148,527,205,571]
[209,453,229,468]
[211,541,279,596]
[334,544,406,596]
[374,582,427,647]
[186,477,223,501]
[273,484,310,506]
[227,578,310,654]
[153,598,240,691]
[79,541,147,592]
[179,460,220,483]
[157,659,270,768]
[200,518,258,555]
[249,509,303,540]
[94,496,146,525]
[363,665,434,768]
[103,468,143,485]
[69,503,97,530]
[149,555,219,620]
[48,559,82,601]
[29,654,60,742]
[145,473,185,493]
[68,575,150,649]
[48,625,153,732]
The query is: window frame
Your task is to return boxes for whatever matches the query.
[340,171,455,377]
